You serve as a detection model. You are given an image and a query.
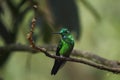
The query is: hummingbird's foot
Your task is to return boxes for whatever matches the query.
[60,55,63,57]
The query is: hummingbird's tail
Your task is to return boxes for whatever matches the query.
[51,60,64,75]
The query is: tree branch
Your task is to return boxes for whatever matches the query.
[0,43,120,73]
[0,44,120,68]
[26,5,120,74]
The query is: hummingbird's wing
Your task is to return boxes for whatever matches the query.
[51,40,63,75]
[56,40,63,56]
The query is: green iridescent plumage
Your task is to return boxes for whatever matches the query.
[51,28,74,75]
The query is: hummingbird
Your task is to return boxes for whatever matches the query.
[51,28,74,75]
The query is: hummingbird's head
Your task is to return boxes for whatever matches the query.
[52,28,70,37]
[59,28,70,36]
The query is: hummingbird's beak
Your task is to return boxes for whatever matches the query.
[52,32,60,34]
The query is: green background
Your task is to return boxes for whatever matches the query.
[1,0,120,80]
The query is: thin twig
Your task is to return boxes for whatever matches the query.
[26,5,120,74]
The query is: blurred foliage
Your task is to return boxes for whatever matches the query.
[0,0,120,80]
[0,0,33,68]
[0,0,82,68]
[47,0,81,39]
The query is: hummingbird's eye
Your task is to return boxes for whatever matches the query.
[66,31,70,33]
[60,28,69,34]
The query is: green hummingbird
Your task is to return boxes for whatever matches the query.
[51,28,74,75]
